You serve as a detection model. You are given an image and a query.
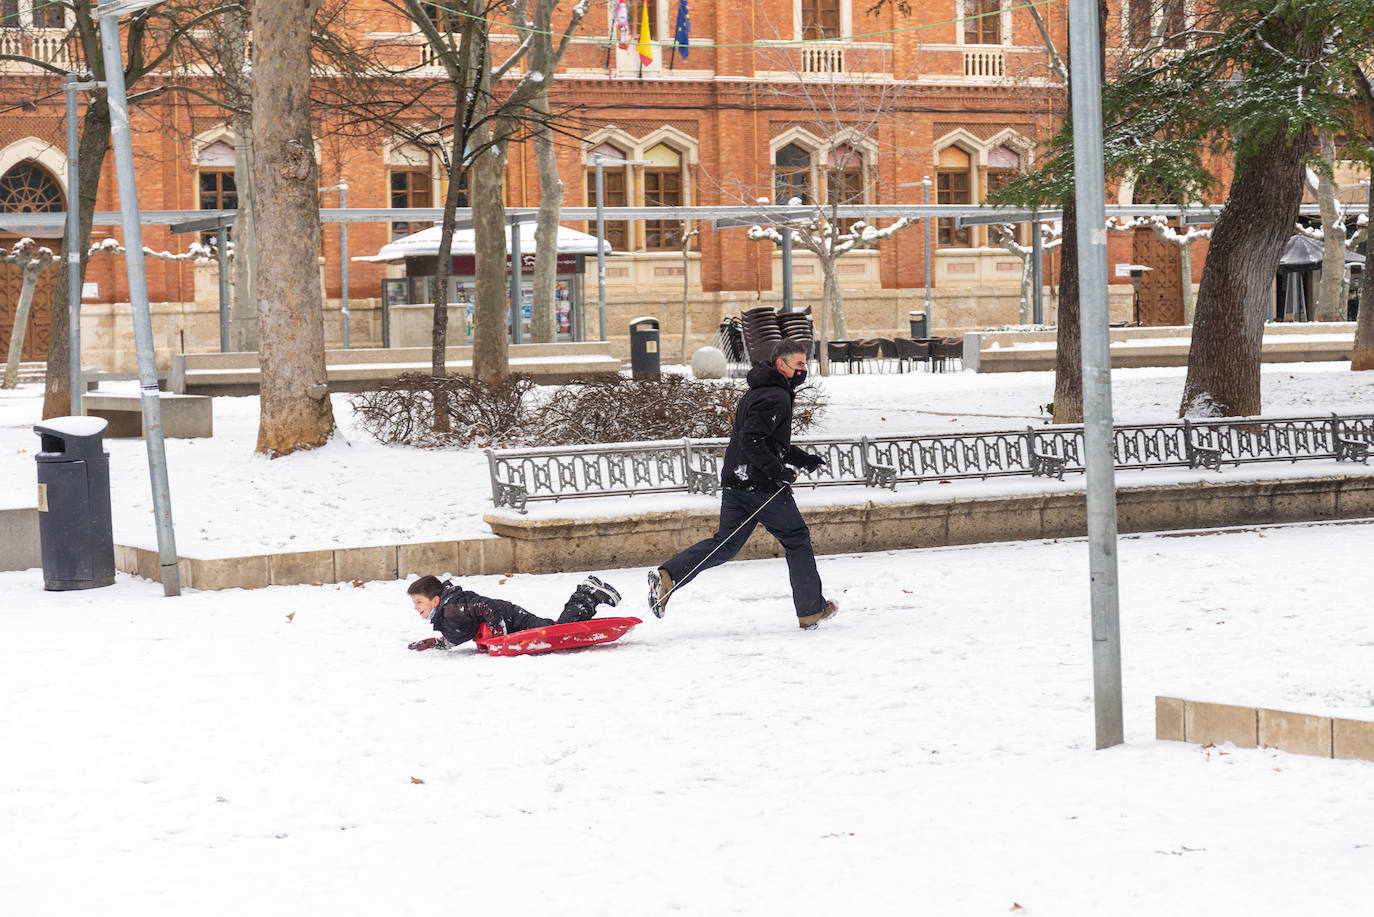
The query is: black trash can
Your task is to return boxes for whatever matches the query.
[908,310,929,339]
[629,316,661,379]
[33,416,116,591]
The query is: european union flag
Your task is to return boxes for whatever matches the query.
[674,0,690,60]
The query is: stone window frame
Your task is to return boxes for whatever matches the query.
[793,0,851,41]
[582,125,698,253]
[1,0,72,30]
[932,127,1035,248]
[1121,0,1193,51]
[955,0,1010,47]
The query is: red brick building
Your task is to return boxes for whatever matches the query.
[0,1,1261,368]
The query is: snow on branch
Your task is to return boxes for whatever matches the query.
[88,237,225,262]
[1105,214,1212,245]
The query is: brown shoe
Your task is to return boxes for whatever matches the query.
[648,567,675,619]
[798,599,839,630]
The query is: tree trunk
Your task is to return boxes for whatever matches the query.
[530,86,562,343]
[1315,132,1346,323]
[4,249,54,389]
[42,94,111,419]
[252,0,334,456]
[821,254,847,342]
[1351,65,1374,370]
[223,4,258,352]
[1052,197,1083,424]
[1179,123,1309,417]
[1048,0,1104,426]
[429,110,472,434]
[472,134,511,382]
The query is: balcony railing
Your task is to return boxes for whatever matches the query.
[802,44,845,74]
[963,48,1005,77]
[0,29,73,68]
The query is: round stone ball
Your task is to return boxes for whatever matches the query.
[691,346,727,379]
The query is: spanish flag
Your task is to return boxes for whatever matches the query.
[637,1,653,65]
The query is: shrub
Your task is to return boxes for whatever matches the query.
[348,372,826,448]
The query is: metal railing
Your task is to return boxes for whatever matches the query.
[485,413,1374,512]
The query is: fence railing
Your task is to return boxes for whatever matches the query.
[485,413,1374,512]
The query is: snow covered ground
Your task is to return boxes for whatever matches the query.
[2,521,1372,915]
[2,361,1373,555]
[2,361,1373,913]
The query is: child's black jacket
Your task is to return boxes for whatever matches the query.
[428,580,552,646]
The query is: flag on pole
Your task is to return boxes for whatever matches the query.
[613,0,631,50]
[637,1,654,66]
[674,0,690,60]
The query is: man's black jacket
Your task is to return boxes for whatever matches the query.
[720,362,812,491]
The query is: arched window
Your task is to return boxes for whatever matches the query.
[0,161,63,212]
[642,143,684,251]
[801,0,840,39]
[827,144,864,232]
[936,146,972,248]
[586,142,630,252]
[774,143,811,205]
[964,0,1002,45]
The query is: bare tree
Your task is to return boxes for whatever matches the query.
[0,1,228,418]
[991,221,1063,324]
[251,0,334,455]
[1,240,56,389]
[1310,133,1351,322]
[748,211,913,372]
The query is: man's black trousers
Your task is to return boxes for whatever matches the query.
[661,486,824,618]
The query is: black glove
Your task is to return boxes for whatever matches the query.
[797,452,826,472]
[773,467,799,489]
[408,636,449,651]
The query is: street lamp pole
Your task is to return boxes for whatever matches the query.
[96,0,181,596]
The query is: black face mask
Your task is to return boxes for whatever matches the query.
[789,368,807,388]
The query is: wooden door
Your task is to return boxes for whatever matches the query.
[0,236,59,362]
[1132,226,1184,325]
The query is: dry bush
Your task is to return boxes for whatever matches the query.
[349,372,826,448]
[349,373,541,447]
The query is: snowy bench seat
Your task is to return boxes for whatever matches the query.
[83,392,213,439]
[170,343,621,396]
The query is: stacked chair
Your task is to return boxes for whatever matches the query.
[741,307,783,361]
[777,311,816,358]
[714,317,747,365]
[738,306,815,363]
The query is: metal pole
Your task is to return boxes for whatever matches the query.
[509,215,523,345]
[923,177,934,330]
[1068,0,1122,748]
[1031,211,1044,325]
[98,9,181,597]
[781,226,793,313]
[216,224,229,351]
[595,158,607,341]
[339,182,349,348]
[65,74,82,416]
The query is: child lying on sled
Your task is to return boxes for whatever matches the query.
[406,574,623,651]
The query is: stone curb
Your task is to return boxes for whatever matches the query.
[1157,697,1374,762]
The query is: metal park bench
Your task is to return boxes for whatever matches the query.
[485,413,1374,512]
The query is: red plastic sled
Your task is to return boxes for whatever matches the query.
[473,617,643,656]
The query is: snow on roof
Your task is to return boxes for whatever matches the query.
[354,223,611,263]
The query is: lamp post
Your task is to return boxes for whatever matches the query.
[95,0,181,595]
[593,154,650,341]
